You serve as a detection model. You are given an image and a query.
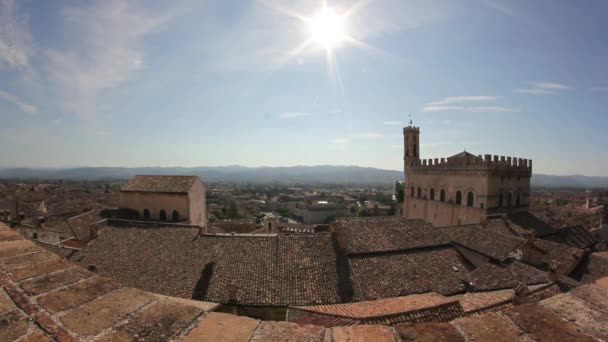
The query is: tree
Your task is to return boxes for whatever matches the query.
[226,199,241,218]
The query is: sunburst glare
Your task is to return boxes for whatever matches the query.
[308,7,346,51]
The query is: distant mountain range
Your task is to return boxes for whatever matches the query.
[0,166,607,188]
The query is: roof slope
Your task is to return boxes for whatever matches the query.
[467,260,549,291]
[78,226,342,306]
[339,218,524,261]
[349,247,472,301]
[120,175,199,193]
[507,212,557,237]
[544,225,598,249]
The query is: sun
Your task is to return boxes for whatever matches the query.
[308,7,346,50]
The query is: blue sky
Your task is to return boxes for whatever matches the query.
[0,0,607,176]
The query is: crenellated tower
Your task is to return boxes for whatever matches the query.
[402,124,533,227]
[403,124,420,173]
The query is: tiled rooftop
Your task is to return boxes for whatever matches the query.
[349,247,473,300]
[2,222,608,341]
[335,218,526,261]
[507,211,558,237]
[292,292,454,318]
[120,175,200,193]
[76,225,342,306]
[466,260,549,291]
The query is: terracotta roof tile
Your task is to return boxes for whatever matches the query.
[79,226,342,306]
[349,247,472,300]
[120,175,200,193]
[466,260,549,291]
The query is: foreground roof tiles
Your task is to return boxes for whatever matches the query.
[78,226,342,306]
[288,293,464,327]
[2,223,608,341]
[120,175,199,193]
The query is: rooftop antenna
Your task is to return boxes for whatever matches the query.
[408,113,413,126]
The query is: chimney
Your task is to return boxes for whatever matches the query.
[548,261,560,282]
[227,283,240,304]
[512,283,530,305]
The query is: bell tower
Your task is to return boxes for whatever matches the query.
[403,118,420,172]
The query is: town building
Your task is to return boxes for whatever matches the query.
[403,124,532,226]
[290,201,351,224]
[118,175,207,226]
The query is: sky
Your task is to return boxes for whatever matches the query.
[0,0,607,176]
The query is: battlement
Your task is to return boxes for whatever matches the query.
[403,125,420,132]
[408,154,533,174]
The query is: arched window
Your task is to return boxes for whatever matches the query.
[417,187,422,199]
[172,210,180,221]
[430,188,435,201]
[143,209,150,219]
[440,189,446,202]
[411,186,415,197]
[506,192,513,207]
[159,210,167,220]
[498,193,504,208]
[516,193,521,207]
[456,191,462,205]
[467,192,474,207]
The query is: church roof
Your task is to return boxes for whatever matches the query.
[120,175,200,193]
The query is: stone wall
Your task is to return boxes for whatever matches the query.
[188,179,207,226]
[119,192,190,223]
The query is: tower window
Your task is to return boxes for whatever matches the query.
[467,192,474,207]
[160,210,167,220]
[516,193,521,207]
[507,192,513,207]
[417,187,421,199]
[430,188,435,201]
[498,193,504,208]
[456,191,462,205]
[172,210,180,221]
[143,209,150,219]
[411,186,415,197]
[440,189,446,202]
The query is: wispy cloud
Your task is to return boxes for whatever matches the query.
[513,81,569,95]
[467,106,520,112]
[278,112,312,119]
[531,82,569,90]
[423,105,466,112]
[43,1,187,119]
[0,0,32,69]
[428,96,498,106]
[0,89,38,113]
[422,95,518,113]
[590,86,608,92]
[512,88,553,95]
[383,121,403,126]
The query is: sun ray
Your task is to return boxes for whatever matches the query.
[258,0,309,22]
[344,35,393,60]
[342,0,373,19]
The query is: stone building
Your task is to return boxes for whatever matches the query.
[290,201,351,224]
[403,124,532,226]
[119,175,206,226]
